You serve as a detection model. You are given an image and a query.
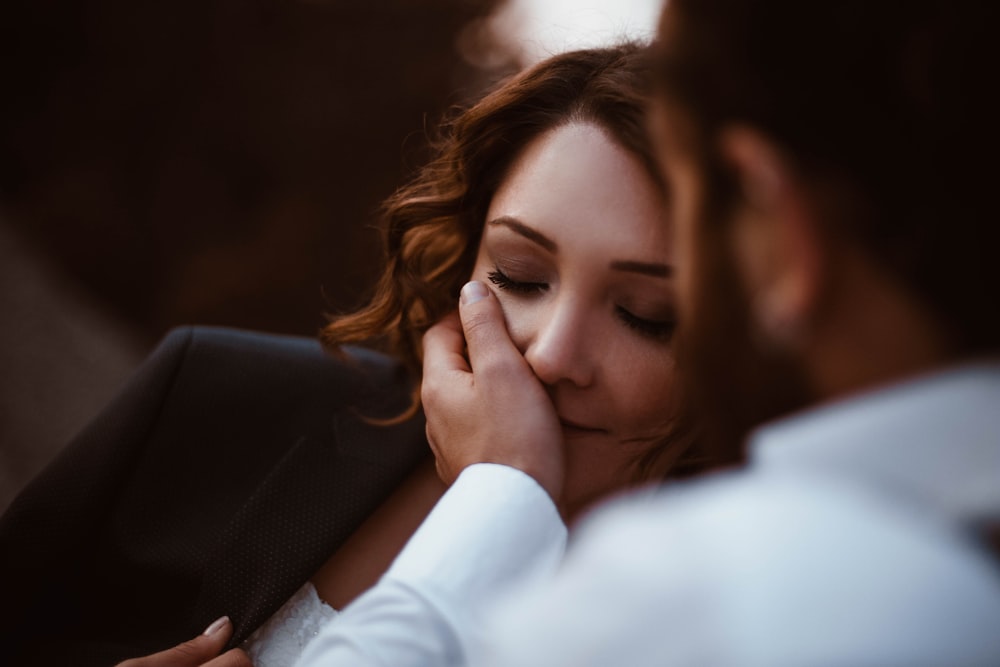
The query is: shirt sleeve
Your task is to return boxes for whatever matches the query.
[294,463,568,667]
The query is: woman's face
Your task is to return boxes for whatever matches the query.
[470,121,678,521]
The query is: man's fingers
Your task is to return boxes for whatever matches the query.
[422,311,474,420]
[422,310,470,375]
[419,281,565,499]
[116,616,233,667]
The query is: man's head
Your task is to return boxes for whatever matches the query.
[650,0,1000,459]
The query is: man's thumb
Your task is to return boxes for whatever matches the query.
[459,281,515,366]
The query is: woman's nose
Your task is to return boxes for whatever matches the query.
[522,301,595,389]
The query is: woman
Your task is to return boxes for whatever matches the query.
[0,42,704,667]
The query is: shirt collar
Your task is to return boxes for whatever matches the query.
[748,359,1000,526]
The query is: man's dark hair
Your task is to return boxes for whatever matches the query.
[654,0,999,357]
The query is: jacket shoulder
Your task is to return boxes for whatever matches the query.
[162,326,415,418]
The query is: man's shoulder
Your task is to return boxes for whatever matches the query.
[579,467,995,577]
[553,468,1000,664]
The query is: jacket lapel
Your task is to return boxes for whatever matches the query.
[193,405,428,645]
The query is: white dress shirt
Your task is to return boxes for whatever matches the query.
[296,361,1000,667]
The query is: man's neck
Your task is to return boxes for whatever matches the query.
[804,253,953,402]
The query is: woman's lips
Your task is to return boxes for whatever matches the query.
[559,417,606,436]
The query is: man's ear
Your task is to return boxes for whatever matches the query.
[718,125,824,347]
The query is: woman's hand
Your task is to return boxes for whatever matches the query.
[115,616,252,667]
[421,281,564,500]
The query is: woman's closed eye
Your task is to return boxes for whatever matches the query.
[490,266,676,342]
[616,306,677,342]
[487,268,548,295]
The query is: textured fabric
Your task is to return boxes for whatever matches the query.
[0,326,429,666]
[297,361,1000,667]
[244,581,338,667]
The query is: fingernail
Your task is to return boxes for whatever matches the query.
[203,616,229,636]
[460,280,489,305]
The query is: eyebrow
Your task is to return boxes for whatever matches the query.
[488,215,673,278]
[488,216,557,253]
[610,260,673,278]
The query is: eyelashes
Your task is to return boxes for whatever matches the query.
[486,267,676,342]
[615,306,677,341]
[487,269,547,295]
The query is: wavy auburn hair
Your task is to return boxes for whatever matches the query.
[322,42,711,479]
[322,42,660,378]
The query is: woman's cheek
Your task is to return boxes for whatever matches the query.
[624,352,676,430]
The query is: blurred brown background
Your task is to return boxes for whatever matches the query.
[0,0,519,510]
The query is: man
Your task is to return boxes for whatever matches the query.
[294,0,1000,664]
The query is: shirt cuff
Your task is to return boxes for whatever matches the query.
[385,462,568,617]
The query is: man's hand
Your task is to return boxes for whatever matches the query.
[116,616,252,667]
[421,280,564,500]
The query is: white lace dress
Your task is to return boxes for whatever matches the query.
[242,582,338,667]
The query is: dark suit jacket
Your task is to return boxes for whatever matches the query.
[0,326,429,666]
